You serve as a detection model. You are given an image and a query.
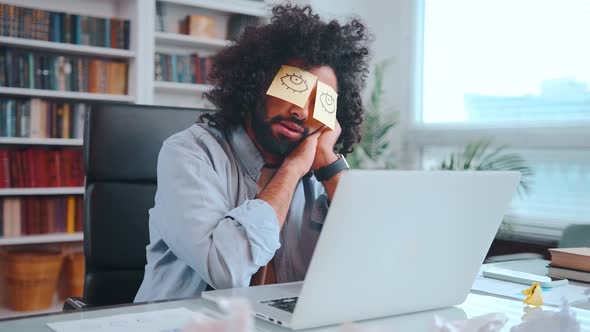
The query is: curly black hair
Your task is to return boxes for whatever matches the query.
[202,4,370,154]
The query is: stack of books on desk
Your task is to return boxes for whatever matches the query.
[548,247,590,283]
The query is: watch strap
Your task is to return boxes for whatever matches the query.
[314,154,349,182]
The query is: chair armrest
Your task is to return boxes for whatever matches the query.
[62,297,89,311]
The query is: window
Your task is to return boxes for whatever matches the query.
[413,0,590,241]
[422,0,590,124]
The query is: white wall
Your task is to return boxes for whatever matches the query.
[293,0,419,168]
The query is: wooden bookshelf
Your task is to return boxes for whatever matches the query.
[0,0,136,320]
[0,0,268,319]
[0,36,135,59]
[0,232,83,246]
[0,138,83,146]
[0,187,85,196]
[0,87,134,102]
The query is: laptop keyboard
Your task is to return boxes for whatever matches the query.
[260,296,298,313]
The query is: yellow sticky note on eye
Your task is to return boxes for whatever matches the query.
[313,81,338,130]
[266,65,318,108]
[522,282,544,306]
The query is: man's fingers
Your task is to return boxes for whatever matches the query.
[309,125,326,137]
[311,127,324,136]
[304,127,324,142]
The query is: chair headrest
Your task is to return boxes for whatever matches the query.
[85,102,208,182]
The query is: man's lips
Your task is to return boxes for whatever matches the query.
[279,120,304,133]
[275,120,305,140]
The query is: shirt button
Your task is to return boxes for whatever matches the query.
[251,168,257,174]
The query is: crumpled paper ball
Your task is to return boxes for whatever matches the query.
[183,298,254,332]
[509,299,580,332]
[521,305,543,321]
[433,312,508,332]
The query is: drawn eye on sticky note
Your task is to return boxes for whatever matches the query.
[319,91,336,114]
[266,65,318,108]
[280,73,308,93]
[313,81,338,130]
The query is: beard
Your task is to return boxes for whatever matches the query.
[250,110,310,156]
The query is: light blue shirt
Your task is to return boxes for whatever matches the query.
[135,123,329,302]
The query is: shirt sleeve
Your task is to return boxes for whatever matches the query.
[307,175,330,231]
[309,193,329,231]
[150,139,281,290]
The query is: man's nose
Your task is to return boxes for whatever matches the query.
[290,100,311,121]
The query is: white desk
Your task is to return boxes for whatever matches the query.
[0,292,588,332]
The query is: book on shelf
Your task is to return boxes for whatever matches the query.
[155,52,213,85]
[155,1,165,33]
[547,264,590,283]
[0,48,128,94]
[180,15,218,39]
[0,98,86,139]
[548,247,590,272]
[0,3,130,49]
[0,147,84,189]
[155,0,260,40]
[0,195,83,237]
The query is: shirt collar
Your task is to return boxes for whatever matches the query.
[228,125,264,181]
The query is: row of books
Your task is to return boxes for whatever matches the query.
[0,4,130,49]
[0,196,83,237]
[0,49,128,94]
[155,52,213,85]
[0,148,84,189]
[548,247,590,283]
[0,98,86,139]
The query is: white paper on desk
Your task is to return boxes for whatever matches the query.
[472,274,589,306]
[47,307,213,332]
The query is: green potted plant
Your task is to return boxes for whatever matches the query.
[437,138,534,194]
[348,60,397,169]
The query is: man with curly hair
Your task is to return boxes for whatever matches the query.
[135,4,369,302]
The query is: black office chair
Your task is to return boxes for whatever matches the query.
[67,102,206,309]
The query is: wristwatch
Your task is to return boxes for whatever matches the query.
[314,154,349,182]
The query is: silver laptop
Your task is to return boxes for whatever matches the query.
[202,170,520,330]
